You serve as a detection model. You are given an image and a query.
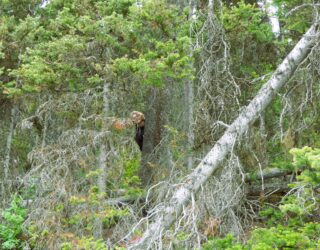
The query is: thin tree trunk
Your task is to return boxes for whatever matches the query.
[99,82,110,195]
[208,0,213,17]
[140,88,164,185]
[258,112,268,167]
[185,75,194,170]
[2,51,21,204]
[41,96,51,148]
[129,23,319,249]
[185,0,196,169]
[4,107,16,180]
[94,82,109,238]
[264,0,280,36]
[97,147,107,195]
[2,106,17,205]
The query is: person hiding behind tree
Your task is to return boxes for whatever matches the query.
[131,111,145,151]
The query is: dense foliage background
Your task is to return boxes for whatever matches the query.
[0,0,319,249]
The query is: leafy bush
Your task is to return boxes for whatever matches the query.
[203,234,243,250]
[203,224,320,250]
[61,237,106,250]
[0,197,27,250]
[247,224,319,249]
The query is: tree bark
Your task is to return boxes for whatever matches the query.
[264,0,280,36]
[246,182,291,197]
[245,168,292,182]
[2,106,17,205]
[140,88,165,185]
[185,0,196,169]
[4,107,16,180]
[41,96,50,148]
[129,23,319,249]
[94,82,109,238]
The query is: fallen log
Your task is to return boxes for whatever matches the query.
[245,168,292,182]
[246,182,291,197]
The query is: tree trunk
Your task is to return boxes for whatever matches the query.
[246,182,291,197]
[98,82,110,195]
[41,96,51,148]
[140,88,165,185]
[185,0,196,169]
[2,106,17,205]
[245,168,292,182]
[264,0,280,36]
[128,23,319,249]
[4,107,16,180]
[94,82,109,238]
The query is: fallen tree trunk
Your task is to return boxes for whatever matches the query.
[246,182,291,197]
[245,168,293,182]
[129,23,319,249]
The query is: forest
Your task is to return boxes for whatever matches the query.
[0,0,320,249]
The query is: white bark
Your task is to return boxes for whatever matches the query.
[4,107,16,180]
[129,23,319,249]
[40,0,50,8]
[97,145,107,195]
[262,0,280,36]
[208,0,213,18]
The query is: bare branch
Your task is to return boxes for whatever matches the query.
[286,4,320,17]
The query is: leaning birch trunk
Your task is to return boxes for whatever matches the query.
[129,23,319,249]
